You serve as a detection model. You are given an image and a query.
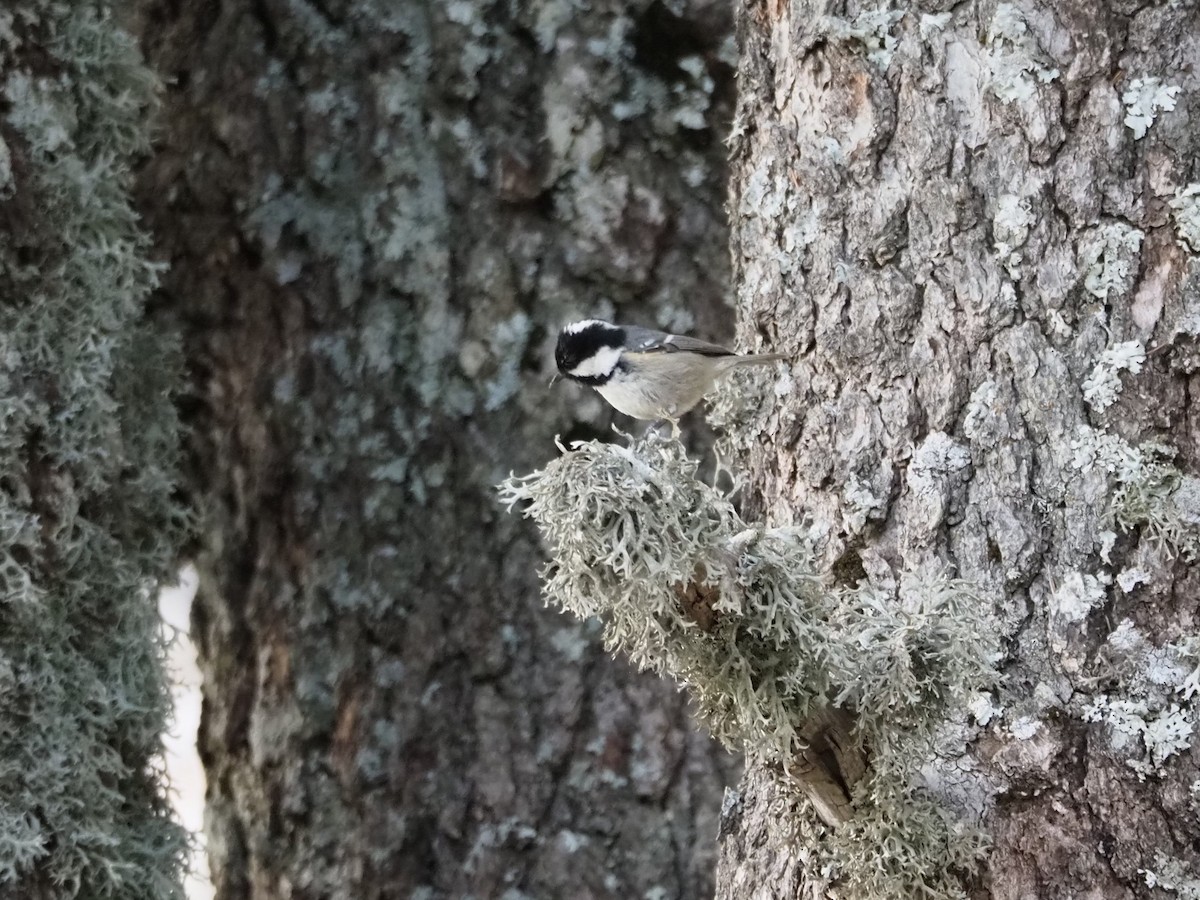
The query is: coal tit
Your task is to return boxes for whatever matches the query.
[554,319,786,428]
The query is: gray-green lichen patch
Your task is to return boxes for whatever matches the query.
[0,2,186,895]
[1141,852,1200,898]
[1071,428,1200,562]
[1087,627,1200,780]
[983,4,1060,105]
[826,9,903,70]
[1082,340,1145,412]
[501,432,1000,897]
[1080,222,1144,301]
[1122,76,1181,139]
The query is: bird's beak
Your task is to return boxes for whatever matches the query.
[549,372,561,387]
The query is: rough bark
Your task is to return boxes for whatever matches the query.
[717,1,1200,897]
[130,0,740,897]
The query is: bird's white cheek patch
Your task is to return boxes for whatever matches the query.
[569,345,622,379]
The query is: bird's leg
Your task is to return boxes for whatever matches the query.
[645,418,680,441]
[659,403,682,442]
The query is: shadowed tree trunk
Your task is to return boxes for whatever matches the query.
[716,1,1200,897]
[131,0,740,897]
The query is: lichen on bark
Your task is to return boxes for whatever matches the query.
[502,429,1001,896]
[715,0,1200,896]
[0,2,186,896]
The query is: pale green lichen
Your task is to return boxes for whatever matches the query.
[670,55,716,130]
[1071,429,1200,561]
[918,12,952,40]
[843,475,884,534]
[1141,853,1200,898]
[0,1,187,895]
[1049,571,1107,625]
[827,9,904,70]
[530,0,578,50]
[1122,76,1181,139]
[1082,340,1144,412]
[968,693,1003,726]
[1083,696,1194,779]
[1169,183,1200,253]
[569,13,717,138]
[984,4,1060,104]
[823,782,989,899]
[992,193,1036,271]
[1113,455,1200,562]
[442,0,494,98]
[1080,222,1144,300]
[1087,628,1200,779]
[501,432,1000,897]
[1117,567,1152,593]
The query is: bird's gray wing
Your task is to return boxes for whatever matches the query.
[623,326,735,357]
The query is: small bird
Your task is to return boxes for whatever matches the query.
[554,319,786,432]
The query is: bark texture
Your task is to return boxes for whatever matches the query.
[717,0,1200,897]
[131,0,740,897]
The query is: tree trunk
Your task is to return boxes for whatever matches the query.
[717,1,1200,897]
[131,0,740,897]
[0,3,185,897]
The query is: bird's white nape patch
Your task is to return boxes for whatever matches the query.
[564,318,610,334]
[568,344,622,379]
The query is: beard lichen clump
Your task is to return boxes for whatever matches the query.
[0,3,188,896]
[501,430,1000,898]
[502,430,833,763]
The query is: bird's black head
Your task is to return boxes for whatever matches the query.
[555,320,625,385]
